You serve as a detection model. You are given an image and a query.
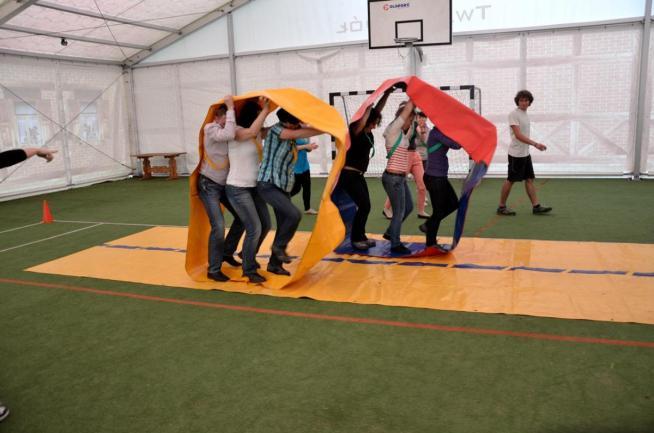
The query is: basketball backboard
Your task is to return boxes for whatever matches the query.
[368,0,452,49]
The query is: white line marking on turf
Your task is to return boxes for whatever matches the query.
[0,221,43,235]
[0,223,104,253]
[55,220,186,228]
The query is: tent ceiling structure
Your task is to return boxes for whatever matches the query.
[0,0,251,65]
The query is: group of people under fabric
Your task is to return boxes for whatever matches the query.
[197,96,322,284]
[338,87,552,255]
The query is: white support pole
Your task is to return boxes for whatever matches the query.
[227,12,237,94]
[633,0,653,180]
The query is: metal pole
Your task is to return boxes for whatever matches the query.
[407,42,416,76]
[227,12,237,94]
[633,0,652,180]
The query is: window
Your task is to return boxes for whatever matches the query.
[15,102,42,146]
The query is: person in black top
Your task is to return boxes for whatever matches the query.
[336,87,393,250]
[0,147,57,168]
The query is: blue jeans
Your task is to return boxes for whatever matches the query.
[256,181,301,265]
[225,185,271,274]
[197,175,245,273]
[382,172,413,247]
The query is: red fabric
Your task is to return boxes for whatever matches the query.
[350,76,497,166]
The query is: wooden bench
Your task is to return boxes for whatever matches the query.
[132,152,186,180]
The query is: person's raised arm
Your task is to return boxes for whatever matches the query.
[351,105,372,137]
[235,97,271,141]
[205,95,236,142]
[374,86,394,114]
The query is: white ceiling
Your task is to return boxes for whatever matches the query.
[0,0,247,64]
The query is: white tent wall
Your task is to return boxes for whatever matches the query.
[131,22,647,177]
[0,54,131,200]
[132,58,232,174]
[646,19,654,175]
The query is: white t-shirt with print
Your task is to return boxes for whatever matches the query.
[508,107,531,158]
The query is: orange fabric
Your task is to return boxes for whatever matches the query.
[185,88,347,289]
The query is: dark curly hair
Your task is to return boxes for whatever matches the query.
[236,100,261,128]
[514,90,534,106]
[277,108,300,125]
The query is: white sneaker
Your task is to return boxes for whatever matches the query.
[304,208,318,215]
[382,207,393,219]
[0,403,9,422]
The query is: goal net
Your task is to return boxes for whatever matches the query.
[329,85,481,178]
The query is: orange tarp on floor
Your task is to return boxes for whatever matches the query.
[29,227,654,325]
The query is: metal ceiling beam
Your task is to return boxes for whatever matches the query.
[0,23,151,50]
[35,1,179,34]
[0,47,124,65]
[0,0,39,25]
[124,0,251,66]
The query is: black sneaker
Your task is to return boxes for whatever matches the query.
[391,244,412,255]
[418,223,427,234]
[267,264,290,276]
[223,255,241,267]
[533,204,552,214]
[245,272,266,284]
[365,239,377,247]
[382,233,391,241]
[352,240,370,250]
[497,206,516,216]
[208,271,229,282]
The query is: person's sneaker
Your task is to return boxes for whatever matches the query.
[418,223,427,234]
[0,402,9,422]
[267,263,290,276]
[496,206,516,216]
[417,213,431,219]
[304,208,318,215]
[382,232,391,241]
[271,247,292,264]
[352,240,370,250]
[533,204,552,214]
[382,207,393,219]
[245,272,266,284]
[207,271,229,282]
[365,238,377,247]
[391,244,412,255]
[223,255,241,267]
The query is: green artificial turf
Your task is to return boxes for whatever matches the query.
[0,176,653,433]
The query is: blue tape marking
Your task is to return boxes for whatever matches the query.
[454,263,506,270]
[634,272,654,277]
[569,270,628,275]
[399,262,449,267]
[510,266,565,273]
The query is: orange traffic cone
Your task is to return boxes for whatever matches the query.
[42,200,54,224]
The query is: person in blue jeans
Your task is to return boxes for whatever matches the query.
[290,137,317,215]
[197,95,245,282]
[381,100,416,255]
[257,108,321,276]
[225,98,271,283]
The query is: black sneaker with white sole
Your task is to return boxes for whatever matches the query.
[532,204,552,214]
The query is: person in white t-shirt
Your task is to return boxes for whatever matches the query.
[497,90,552,216]
[225,98,271,284]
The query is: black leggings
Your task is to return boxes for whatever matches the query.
[337,170,371,242]
[290,170,311,211]
[423,174,459,246]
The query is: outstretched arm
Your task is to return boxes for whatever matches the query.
[279,127,322,140]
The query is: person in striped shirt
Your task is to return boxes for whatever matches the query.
[381,100,416,255]
[256,108,321,276]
